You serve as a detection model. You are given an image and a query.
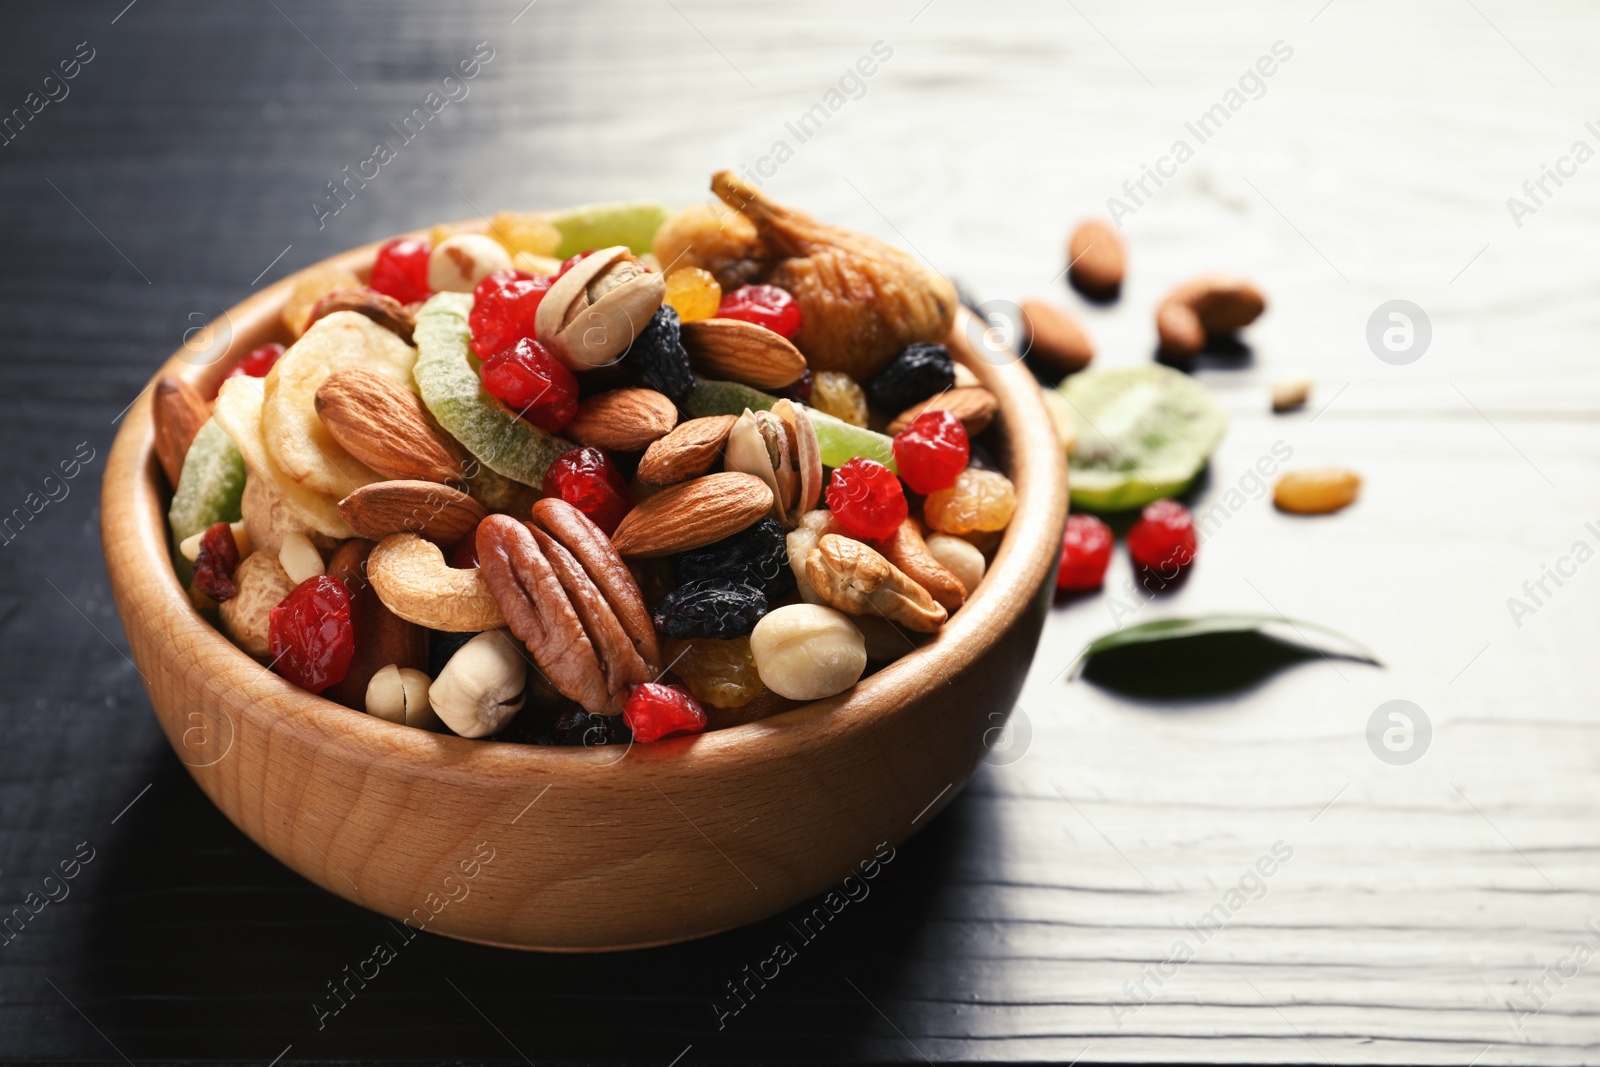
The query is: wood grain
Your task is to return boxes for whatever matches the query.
[5,0,1600,1061]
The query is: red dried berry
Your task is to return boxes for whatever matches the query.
[268,575,354,694]
[469,270,551,357]
[623,682,707,743]
[223,343,285,386]
[556,251,593,278]
[368,238,433,305]
[1057,514,1114,592]
[541,446,633,535]
[193,522,241,601]
[826,458,908,541]
[1127,499,1198,573]
[892,410,969,495]
[479,337,579,433]
[716,284,801,339]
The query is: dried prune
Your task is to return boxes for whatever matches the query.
[538,708,632,746]
[652,579,767,639]
[868,342,955,414]
[626,305,695,404]
[674,518,794,599]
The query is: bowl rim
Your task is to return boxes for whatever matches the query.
[102,218,1069,781]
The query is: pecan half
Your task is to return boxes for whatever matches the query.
[876,519,966,611]
[530,497,662,670]
[805,534,948,633]
[530,526,651,714]
[475,514,608,714]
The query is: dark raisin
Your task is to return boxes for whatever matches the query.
[674,518,794,599]
[193,522,240,601]
[625,305,695,404]
[774,367,813,405]
[867,342,955,415]
[652,579,767,639]
[537,708,631,746]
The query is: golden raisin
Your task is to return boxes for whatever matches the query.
[663,267,722,323]
[924,468,1016,535]
[665,637,764,708]
[490,211,561,258]
[811,370,869,427]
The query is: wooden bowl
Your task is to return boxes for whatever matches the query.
[99,227,1069,951]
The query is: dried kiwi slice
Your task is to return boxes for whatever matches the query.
[683,377,898,472]
[1060,365,1227,511]
[547,200,670,259]
[413,292,572,486]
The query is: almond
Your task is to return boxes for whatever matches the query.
[681,317,807,389]
[307,288,416,344]
[563,388,677,452]
[887,386,999,436]
[315,367,468,484]
[609,472,773,558]
[636,415,737,485]
[338,479,487,544]
[152,373,210,487]
[1067,218,1125,298]
[1020,300,1094,377]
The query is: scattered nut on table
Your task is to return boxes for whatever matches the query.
[1272,378,1312,413]
[1274,467,1362,514]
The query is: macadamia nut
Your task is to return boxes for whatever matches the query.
[430,630,527,738]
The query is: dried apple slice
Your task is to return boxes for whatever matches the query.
[261,311,417,498]
[213,375,353,539]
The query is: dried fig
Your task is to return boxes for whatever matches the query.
[710,171,958,381]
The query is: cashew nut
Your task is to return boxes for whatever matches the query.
[218,552,297,658]
[430,630,527,738]
[365,665,438,729]
[367,533,505,632]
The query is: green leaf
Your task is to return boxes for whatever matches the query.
[1072,613,1381,678]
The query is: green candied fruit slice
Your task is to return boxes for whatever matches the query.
[683,377,898,472]
[548,200,671,259]
[413,292,572,487]
[168,417,246,582]
[807,410,897,473]
[1061,364,1227,512]
[169,418,246,545]
[682,376,778,419]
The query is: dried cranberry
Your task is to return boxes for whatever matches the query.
[623,683,707,743]
[541,446,632,535]
[892,410,969,495]
[470,270,551,357]
[480,337,579,433]
[1057,514,1113,592]
[193,522,240,601]
[368,238,433,305]
[556,251,594,278]
[268,575,354,694]
[716,284,801,339]
[825,458,907,541]
[1127,499,1198,572]
[223,343,285,388]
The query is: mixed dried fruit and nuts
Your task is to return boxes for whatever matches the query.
[156,172,1015,746]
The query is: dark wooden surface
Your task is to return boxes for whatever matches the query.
[3,0,1598,1063]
